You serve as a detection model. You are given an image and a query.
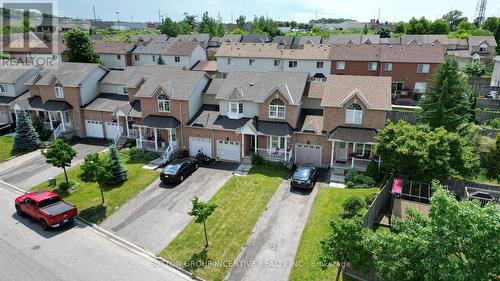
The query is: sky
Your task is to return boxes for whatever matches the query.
[58,0,500,23]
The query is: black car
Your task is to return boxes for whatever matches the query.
[291,164,319,189]
[160,158,199,184]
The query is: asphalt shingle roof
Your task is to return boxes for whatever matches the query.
[34,63,107,87]
[84,93,130,112]
[329,126,377,143]
[136,115,180,129]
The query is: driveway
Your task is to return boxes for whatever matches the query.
[0,138,106,190]
[102,162,238,254]
[226,179,321,281]
[0,183,190,281]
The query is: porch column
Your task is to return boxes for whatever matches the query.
[330,141,335,167]
[138,127,143,148]
[378,155,382,171]
[59,111,66,131]
[116,115,120,136]
[125,116,130,137]
[154,128,158,151]
[241,134,244,158]
[168,129,173,146]
[284,136,288,161]
[254,134,257,155]
[48,111,54,130]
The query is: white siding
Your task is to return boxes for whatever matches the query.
[131,54,157,66]
[202,93,218,105]
[217,57,282,73]
[99,53,127,70]
[491,59,500,86]
[80,68,108,106]
[164,55,190,69]
[13,68,38,95]
[99,83,128,95]
[188,76,210,119]
[190,45,208,68]
[283,59,331,76]
[218,100,259,118]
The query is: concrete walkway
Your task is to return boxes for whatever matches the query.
[226,180,319,281]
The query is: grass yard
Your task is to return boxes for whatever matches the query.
[0,136,18,162]
[32,151,159,224]
[289,187,379,281]
[159,165,289,281]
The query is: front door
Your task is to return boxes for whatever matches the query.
[335,141,347,161]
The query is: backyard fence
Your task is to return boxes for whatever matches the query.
[476,99,500,111]
[476,110,500,124]
[386,111,418,124]
[362,175,393,228]
[443,180,500,200]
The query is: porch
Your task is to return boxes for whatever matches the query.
[37,109,75,138]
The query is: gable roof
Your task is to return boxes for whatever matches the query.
[328,35,362,45]
[216,42,331,60]
[132,37,175,55]
[94,41,135,54]
[297,36,322,45]
[34,62,107,87]
[329,44,381,61]
[219,34,242,43]
[241,34,271,43]
[273,36,296,45]
[176,34,211,43]
[280,44,331,60]
[0,67,38,84]
[213,71,308,105]
[468,36,497,47]
[380,45,445,63]
[165,41,203,56]
[320,75,391,110]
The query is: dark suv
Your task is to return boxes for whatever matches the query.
[291,164,319,189]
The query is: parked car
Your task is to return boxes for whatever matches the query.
[291,164,319,189]
[160,158,199,184]
[15,191,78,230]
[0,123,13,136]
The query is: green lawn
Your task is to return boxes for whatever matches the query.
[32,152,159,224]
[159,165,289,281]
[290,187,380,281]
[0,136,18,162]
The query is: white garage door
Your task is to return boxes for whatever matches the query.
[105,122,123,139]
[85,120,104,138]
[295,144,322,166]
[0,111,10,124]
[189,137,212,158]
[217,140,240,162]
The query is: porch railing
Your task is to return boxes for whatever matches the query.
[53,123,63,139]
[350,157,378,171]
[163,143,180,164]
[113,131,121,145]
[135,138,167,152]
[127,128,139,138]
[255,148,292,162]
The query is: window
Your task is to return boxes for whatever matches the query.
[336,61,346,70]
[55,83,64,98]
[122,86,128,94]
[414,82,427,93]
[0,84,8,93]
[117,54,121,60]
[354,143,372,156]
[269,98,285,119]
[355,143,364,155]
[364,144,372,156]
[368,62,377,71]
[268,136,290,150]
[227,58,234,65]
[273,59,280,66]
[479,43,488,53]
[175,56,180,62]
[417,64,430,73]
[288,61,297,68]
[384,63,392,71]
[157,93,170,112]
[134,55,140,61]
[345,103,363,124]
[316,61,324,69]
[392,82,404,94]
[152,55,156,62]
[228,102,243,115]
[249,59,255,65]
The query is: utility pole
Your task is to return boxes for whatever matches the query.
[115,11,119,30]
[92,5,96,22]
[158,9,161,23]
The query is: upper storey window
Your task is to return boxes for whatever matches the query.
[345,103,363,124]
[269,98,285,119]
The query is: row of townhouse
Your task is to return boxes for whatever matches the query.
[215,43,445,97]
[1,63,390,170]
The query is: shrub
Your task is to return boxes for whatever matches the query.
[252,153,264,165]
[485,118,500,129]
[341,196,364,218]
[366,159,380,181]
[346,181,354,188]
[107,145,128,184]
[345,169,375,187]
[345,169,359,183]
[39,129,53,141]
[128,147,159,161]
[58,181,75,192]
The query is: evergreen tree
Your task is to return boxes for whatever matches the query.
[418,58,472,132]
[64,28,100,63]
[157,55,165,65]
[13,109,39,152]
[107,145,127,184]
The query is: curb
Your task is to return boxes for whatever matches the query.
[0,180,204,281]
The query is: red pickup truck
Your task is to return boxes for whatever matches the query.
[15,191,78,230]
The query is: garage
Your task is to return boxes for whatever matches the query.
[105,121,123,139]
[217,140,240,162]
[295,143,322,166]
[85,120,104,138]
[189,137,212,158]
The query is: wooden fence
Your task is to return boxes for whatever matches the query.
[476,99,500,111]
[387,110,499,126]
[362,175,393,228]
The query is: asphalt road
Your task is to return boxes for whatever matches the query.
[102,162,238,254]
[0,183,191,281]
[226,179,320,281]
[0,139,106,190]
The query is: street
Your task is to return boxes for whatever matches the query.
[0,183,191,281]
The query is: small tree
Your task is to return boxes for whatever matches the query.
[42,139,77,184]
[365,158,380,181]
[157,54,165,65]
[341,196,364,219]
[79,153,110,205]
[65,28,100,63]
[463,61,486,77]
[107,145,127,184]
[318,218,369,281]
[188,196,217,249]
[13,109,40,152]
[485,134,500,180]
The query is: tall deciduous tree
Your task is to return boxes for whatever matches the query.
[419,57,472,131]
[394,21,407,33]
[375,121,478,181]
[442,10,467,31]
[318,218,369,281]
[236,15,246,30]
[79,153,110,205]
[64,28,100,63]
[13,109,39,152]
[188,196,217,249]
[42,139,76,184]
[430,19,450,34]
[406,17,431,34]
[107,145,127,184]
[159,17,179,37]
[485,134,500,180]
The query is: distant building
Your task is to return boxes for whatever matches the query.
[314,20,366,31]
